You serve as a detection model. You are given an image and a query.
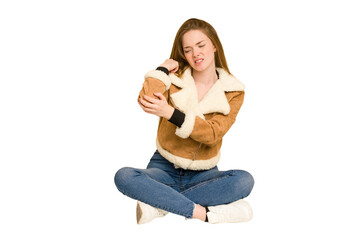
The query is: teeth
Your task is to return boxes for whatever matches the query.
[195,59,203,63]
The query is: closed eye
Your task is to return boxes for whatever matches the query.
[183,40,206,53]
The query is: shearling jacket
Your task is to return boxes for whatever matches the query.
[138,67,245,170]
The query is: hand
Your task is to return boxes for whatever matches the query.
[138,93,175,120]
[160,59,179,73]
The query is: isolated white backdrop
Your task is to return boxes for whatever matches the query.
[1,0,359,239]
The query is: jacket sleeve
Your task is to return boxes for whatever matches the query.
[138,70,171,101]
[175,91,245,146]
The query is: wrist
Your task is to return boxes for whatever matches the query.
[164,106,175,120]
[156,66,169,75]
[168,108,185,128]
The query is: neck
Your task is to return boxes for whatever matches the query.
[192,65,218,85]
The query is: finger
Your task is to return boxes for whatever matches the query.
[153,93,165,101]
[138,100,146,110]
[143,95,159,103]
[138,101,155,114]
[139,98,155,108]
[138,99,148,107]
[170,66,178,73]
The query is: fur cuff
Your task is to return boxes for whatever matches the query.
[144,70,171,90]
[175,111,196,139]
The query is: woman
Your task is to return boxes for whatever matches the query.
[114,18,254,224]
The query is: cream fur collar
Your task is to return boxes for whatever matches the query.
[169,68,245,117]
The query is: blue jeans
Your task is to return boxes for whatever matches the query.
[114,150,254,218]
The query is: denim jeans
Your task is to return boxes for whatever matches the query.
[114,150,254,218]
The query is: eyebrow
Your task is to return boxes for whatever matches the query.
[184,40,205,49]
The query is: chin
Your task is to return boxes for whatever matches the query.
[190,63,203,71]
[192,66,208,73]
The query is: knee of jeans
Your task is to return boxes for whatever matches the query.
[114,167,138,192]
[231,170,255,198]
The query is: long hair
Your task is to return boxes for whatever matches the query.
[170,18,230,77]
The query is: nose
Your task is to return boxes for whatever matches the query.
[192,48,200,58]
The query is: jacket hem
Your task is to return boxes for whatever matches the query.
[156,138,220,170]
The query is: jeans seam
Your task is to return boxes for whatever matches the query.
[141,168,178,188]
[180,173,233,195]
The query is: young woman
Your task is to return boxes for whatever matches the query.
[114,18,254,224]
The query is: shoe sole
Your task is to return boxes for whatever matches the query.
[240,200,253,221]
[136,202,143,224]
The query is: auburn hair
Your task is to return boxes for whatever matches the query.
[170,18,230,77]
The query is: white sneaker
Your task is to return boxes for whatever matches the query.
[136,201,168,224]
[207,199,253,224]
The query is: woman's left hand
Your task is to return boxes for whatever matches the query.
[138,93,174,120]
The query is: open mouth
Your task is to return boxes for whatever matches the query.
[195,59,204,64]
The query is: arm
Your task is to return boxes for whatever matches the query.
[138,59,179,101]
[138,59,179,120]
[138,73,168,102]
[175,91,245,146]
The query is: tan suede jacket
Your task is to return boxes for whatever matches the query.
[138,67,245,170]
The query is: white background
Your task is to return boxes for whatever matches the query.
[1,0,359,239]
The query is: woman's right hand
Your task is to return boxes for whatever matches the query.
[160,59,179,73]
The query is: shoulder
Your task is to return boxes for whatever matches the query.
[216,68,245,92]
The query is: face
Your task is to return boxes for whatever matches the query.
[182,30,216,73]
